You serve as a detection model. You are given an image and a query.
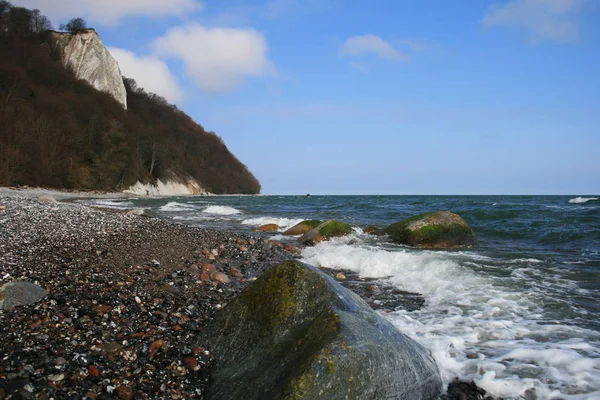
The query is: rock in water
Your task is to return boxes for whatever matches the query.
[283,220,322,235]
[376,211,476,249]
[298,219,352,245]
[197,260,442,400]
[0,282,48,310]
[255,224,280,232]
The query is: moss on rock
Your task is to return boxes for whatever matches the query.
[197,260,442,400]
[298,220,352,245]
[376,211,476,248]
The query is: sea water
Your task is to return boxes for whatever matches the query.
[80,195,600,399]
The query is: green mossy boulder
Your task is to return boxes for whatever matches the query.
[376,211,476,249]
[197,260,442,400]
[283,220,322,235]
[298,220,352,245]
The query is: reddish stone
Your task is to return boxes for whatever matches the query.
[115,385,134,400]
[229,268,242,278]
[182,356,200,371]
[148,339,165,359]
[201,264,216,274]
[88,365,101,377]
[94,305,112,314]
[199,273,211,282]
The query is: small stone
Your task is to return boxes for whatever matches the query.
[135,296,142,304]
[0,281,48,310]
[84,391,97,400]
[88,365,101,377]
[115,385,134,400]
[148,339,165,359]
[210,272,230,284]
[335,273,346,281]
[182,357,200,371]
[229,268,243,278]
[37,195,57,204]
[201,264,216,274]
[48,373,64,382]
[199,273,211,282]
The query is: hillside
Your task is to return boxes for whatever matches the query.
[0,4,261,194]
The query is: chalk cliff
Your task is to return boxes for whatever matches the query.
[45,30,127,109]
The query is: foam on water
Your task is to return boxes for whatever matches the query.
[90,199,134,209]
[241,217,304,231]
[160,201,198,212]
[302,241,600,399]
[569,197,598,204]
[202,205,242,215]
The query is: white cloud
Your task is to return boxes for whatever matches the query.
[13,0,202,25]
[339,34,407,61]
[482,0,583,42]
[152,23,274,93]
[109,48,184,104]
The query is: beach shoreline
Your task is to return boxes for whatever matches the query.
[0,191,296,398]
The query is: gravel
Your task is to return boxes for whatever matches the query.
[0,193,298,399]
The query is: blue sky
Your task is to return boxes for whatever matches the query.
[16,0,600,194]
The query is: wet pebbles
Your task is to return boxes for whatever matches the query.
[0,194,296,399]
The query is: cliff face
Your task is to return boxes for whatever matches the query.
[45,30,127,109]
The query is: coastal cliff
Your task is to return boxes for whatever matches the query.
[45,30,127,109]
[0,4,261,194]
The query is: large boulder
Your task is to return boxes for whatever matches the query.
[283,220,322,235]
[197,260,442,400]
[298,219,352,245]
[376,211,476,249]
[0,281,48,310]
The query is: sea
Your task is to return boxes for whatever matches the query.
[78,195,600,399]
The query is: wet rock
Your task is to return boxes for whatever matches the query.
[441,379,492,400]
[363,226,378,234]
[283,220,322,235]
[376,211,476,249]
[298,219,352,245]
[210,272,230,284]
[335,272,346,280]
[255,224,279,232]
[0,281,48,310]
[197,260,442,400]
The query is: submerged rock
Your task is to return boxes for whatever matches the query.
[0,281,48,310]
[298,219,352,245]
[283,220,322,235]
[197,260,442,400]
[255,223,279,232]
[376,211,476,249]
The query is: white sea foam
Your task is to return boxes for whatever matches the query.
[241,217,304,231]
[160,201,198,212]
[569,197,598,204]
[90,199,134,209]
[202,205,242,215]
[301,242,600,399]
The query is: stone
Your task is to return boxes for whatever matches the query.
[363,226,378,234]
[0,281,48,310]
[201,264,216,274]
[229,268,243,278]
[210,272,230,284]
[44,30,128,109]
[182,357,200,371]
[375,211,477,249]
[115,385,134,400]
[126,208,145,216]
[335,272,346,280]
[197,260,442,400]
[37,195,57,204]
[255,224,279,232]
[283,220,322,235]
[298,220,352,245]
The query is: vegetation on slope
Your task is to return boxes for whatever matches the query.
[0,2,261,193]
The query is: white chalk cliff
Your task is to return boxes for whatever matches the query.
[46,30,127,109]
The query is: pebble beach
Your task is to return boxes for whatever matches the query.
[0,191,297,399]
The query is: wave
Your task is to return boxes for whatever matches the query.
[301,242,600,398]
[90,199,134,209]
[202,205,242,215]
[160,201,198,212]
[569,197,598,204]
[241,217,304,231]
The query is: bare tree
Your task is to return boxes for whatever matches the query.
[30,9,52,33]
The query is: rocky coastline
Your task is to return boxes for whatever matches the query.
[0,192,489,399]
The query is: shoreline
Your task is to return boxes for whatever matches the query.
[0,191,296,398]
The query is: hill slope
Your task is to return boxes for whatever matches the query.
[0,6,261,194]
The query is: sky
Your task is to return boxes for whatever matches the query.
[13,0,600,195]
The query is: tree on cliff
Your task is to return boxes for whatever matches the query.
[59,17,87,33]
[0,2,52,36]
